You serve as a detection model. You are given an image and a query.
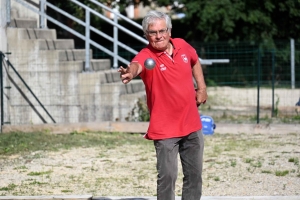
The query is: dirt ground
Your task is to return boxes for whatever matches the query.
[0,131,299,197]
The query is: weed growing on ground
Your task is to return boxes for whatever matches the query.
[275,170,289,176]
[288,157,299,165]
[27,171,52,176]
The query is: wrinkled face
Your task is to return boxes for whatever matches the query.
[145,19,171,51]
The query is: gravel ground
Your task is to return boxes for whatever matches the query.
[0,131,299,197]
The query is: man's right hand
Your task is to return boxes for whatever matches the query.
[118,65,133,84]
[118,62,143,84]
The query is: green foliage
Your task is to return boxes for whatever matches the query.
[48,0,300,44]
[206,78,217,86]
[127,98,150,122]
[177,0,299,43]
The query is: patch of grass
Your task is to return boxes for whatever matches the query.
[0,184,17,191]
[247,167,255,173]
[28,180,47,185]
[265,151,276,153]
[137,157,149,162]
[251,161,262,168]
[230,159,237,167]
[13,165,28,170]
[61,190,73,193]
[288,157,299,165]
[0,131,149,156]
[275,170,289,176]
[27,170,52,176]
[268,160,275,165]
[213,145,222,154]
[207,134,262,157]
[261,170,272,174]
[287,133,297,136]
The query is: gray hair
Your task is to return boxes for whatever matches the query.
[142,10,172,35]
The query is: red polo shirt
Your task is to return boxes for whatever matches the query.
[132,38,202,140]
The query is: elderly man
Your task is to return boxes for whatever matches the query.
[118,10,207,200]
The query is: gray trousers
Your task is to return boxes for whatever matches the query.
[154,130,204,200]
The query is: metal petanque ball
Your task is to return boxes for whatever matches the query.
[144,58,156,70]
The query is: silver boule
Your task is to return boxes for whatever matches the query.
[144,58,156,70]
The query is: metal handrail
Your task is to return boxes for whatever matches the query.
[12,0,229,68]
[14,0,147,69]
[86,0,230,66]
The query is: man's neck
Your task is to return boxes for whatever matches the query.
[165,42,173,56]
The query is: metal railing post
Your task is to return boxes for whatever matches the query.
[271,49,275,117]
[0,52,3,131]
[85,9,91,71]
[6,0,11,25]
[257,49,261,124]
[40,0,46,28]
[113,13,118,68]
[291,38,295,89]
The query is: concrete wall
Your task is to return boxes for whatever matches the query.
[208,86,300,107]
[0,0,8,52]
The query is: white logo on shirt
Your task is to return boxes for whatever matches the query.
[181,54,188,63]
[160,64,166,71]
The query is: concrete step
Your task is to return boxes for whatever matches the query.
[38,39,75,50]
[59,59,111,72]
[9,18,37,28]
[57,49,92,61]
[124,79,145,94]
[17,28,57,40]
[100,69,122,83]
[99,69,143,84]
[89,59,111,71]
[101,79,145,94]
[58,61,85,72]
